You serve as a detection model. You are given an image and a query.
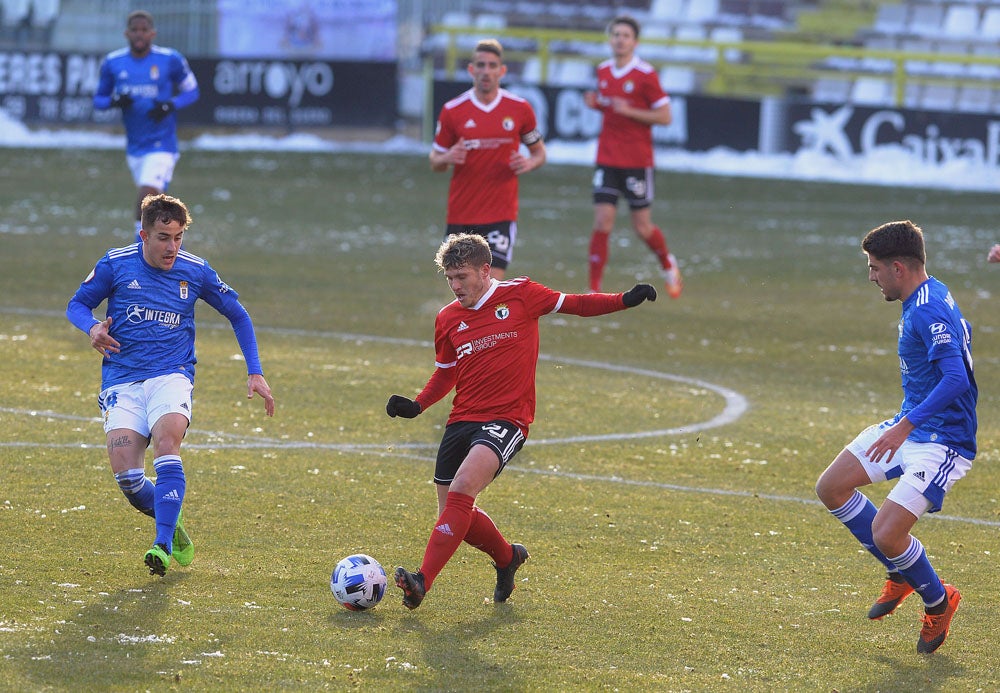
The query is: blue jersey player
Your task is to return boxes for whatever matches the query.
[816,220,976,654]
[66,194,275,577]
[93,10,200,241]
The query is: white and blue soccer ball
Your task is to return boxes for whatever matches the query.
[330,554,387,611]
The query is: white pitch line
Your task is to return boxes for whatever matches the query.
[3,315,995,527]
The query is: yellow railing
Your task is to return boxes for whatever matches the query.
[429,24,1000,106]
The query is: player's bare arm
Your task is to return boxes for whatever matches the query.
[430,138,467,171]
[248,373,275,417]
[611,98,672,126]
[509,141,546,175]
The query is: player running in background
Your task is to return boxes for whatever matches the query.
[816,220,976,654]
[584,15,682,298]
[430,39,546,280]
[386,233,657,609]
[93,10,200,242]
[66,194,274,576]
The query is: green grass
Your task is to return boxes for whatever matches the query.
[2,147,1000,691]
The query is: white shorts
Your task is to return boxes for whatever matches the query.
[847,420,972,516]
[126,152,179,190]
[98,373,193,436]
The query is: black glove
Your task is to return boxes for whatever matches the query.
[622,284,657,307]
[149,100,175,122]
[111,92,133,110]
[386,394,421,419]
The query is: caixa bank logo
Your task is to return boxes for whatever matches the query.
[794,105,1000,167]
[213,60,334,107]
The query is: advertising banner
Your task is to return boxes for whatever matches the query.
[0,51,397,128]
[431,80,761,152]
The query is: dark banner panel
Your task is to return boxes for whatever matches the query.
[0,51,397,128]
[432,80,761,152]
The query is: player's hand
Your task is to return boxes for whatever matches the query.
[450,138,468,165]
[89,317,120,357]
[248,373,275,417]
[149,100,175,122]
[386,394,421,418]
[622,284,657,307]
[988,243,1000,263]
[111,92,133,110]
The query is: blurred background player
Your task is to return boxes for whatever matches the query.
[66,194,275,577]
[815,220,975,654]
[584,15,682,298]
[93,10,200,242]
[430,38,546,280]
[386,233,657,610]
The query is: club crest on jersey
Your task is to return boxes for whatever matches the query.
[179,281,188,299]
[494,303,510,320]
[502,116,514,131]
[624,80,635,94]
[150,65,160,80]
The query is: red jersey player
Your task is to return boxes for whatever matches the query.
[430,39,546,280]
[386,233,657,610]
[584,15,682,298]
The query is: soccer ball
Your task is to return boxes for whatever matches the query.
[330,554,387,611]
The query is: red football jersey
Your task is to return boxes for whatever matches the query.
[593,56,670,168]
[433,88,541,225]
[418,277,627,436]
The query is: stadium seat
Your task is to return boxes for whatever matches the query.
[908,4,946,37]
[956,85,994,113]
[710,26,744,62]
[660,66,696,94]
[873,3,909,36]
[980,7,1000,40]
[942,4,980,37]
[671,25,714,63]
[919,84,958,112]
[650,0,686,22]
[683,0,720,24]
[811,78,851,104]
[553,58,593,86]
[850,77,893,106]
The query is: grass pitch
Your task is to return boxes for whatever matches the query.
[2,146,999,691]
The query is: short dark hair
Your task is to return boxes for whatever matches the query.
[435,233,493,271]
[474,38,503,61]
[861,220,926,265]
[608,15,640,39]
[127,10,154,27]
[141,193,192,231]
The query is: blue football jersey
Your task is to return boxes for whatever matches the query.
[895,277,977,458]
[67,244,258,391]
[94,45,198,156]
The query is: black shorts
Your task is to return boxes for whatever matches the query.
[592,166,654,209]
[434,419,526,485]
[445,222,516,270]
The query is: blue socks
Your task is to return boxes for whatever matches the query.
[832,491,946,608]
[152,455,186,552]
[114,468,155,517]
[830,490,896,571]
[888,536,946,608]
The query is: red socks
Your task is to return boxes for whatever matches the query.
[418,492,514,591]
[419,491,475,590]
[644,227,672,269]
[588,230,610,292]
[465,506,514,567]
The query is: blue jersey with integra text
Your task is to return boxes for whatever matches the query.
[67,244,257,391]
[93,45,198,156]
[894,276,977,458]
